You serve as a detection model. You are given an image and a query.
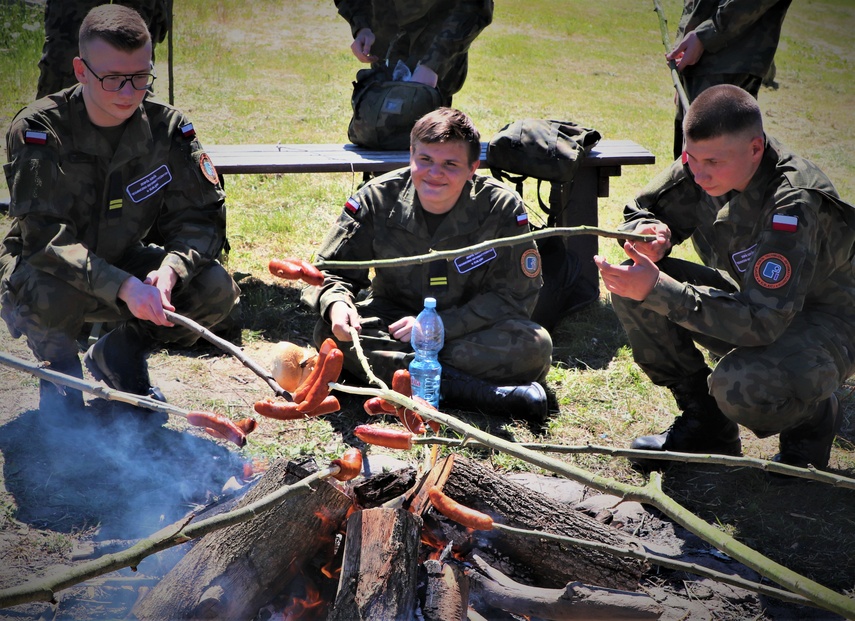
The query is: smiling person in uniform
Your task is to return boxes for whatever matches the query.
[595,85,855,470]
[303,107,552,423]
[1,4,238,418]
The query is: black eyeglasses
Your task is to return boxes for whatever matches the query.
[80,58,156,92]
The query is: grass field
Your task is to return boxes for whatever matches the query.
[1,0,855,601]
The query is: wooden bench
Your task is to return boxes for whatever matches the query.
[206,140,655,302]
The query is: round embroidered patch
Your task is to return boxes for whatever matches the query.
[521,248,541,278]
[753,252,791,289]
[199,152,219,185]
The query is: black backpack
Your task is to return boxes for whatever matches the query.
[347,66,442,150]
[486,119,601,330]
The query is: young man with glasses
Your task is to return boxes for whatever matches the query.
[0,4,239,420]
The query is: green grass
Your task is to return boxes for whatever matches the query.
[2,0,855,593]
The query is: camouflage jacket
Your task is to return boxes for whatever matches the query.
[302,168,542,341]
[619,136,855,347]
[335,0,493,98]
[1,86,226,314]
[676,0,792,78]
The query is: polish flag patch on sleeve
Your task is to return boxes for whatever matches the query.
[772,214,798,233]
[24,130,48,145]
[179,123,196,139]
[344,196,361,215]
[516,213,529,227]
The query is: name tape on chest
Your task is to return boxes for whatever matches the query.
[126,165,172,204]
[731,244,758,274]
[454,248,497,274]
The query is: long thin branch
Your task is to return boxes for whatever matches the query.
[489,523,814,609]
[412,437,855,490]
[164,310,290,400]
[332,382,855,618]
[652,0,690,113]
[0,351,192,420]
[315,226,654,270]
[0,465,341,609]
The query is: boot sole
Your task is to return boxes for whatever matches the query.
[84,339,167,403]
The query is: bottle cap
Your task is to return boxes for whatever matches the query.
[424,297,437,309]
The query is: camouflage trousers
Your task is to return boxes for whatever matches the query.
[313,297,552,385]
[37,0,169,99]
[1,245,239,364]
[611,258,855,436]
[672,72,763,160]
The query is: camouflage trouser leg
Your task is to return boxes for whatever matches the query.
[710,316,855,436]
[1,247,239,361]
[313,298,552,385]
[611,257,855,436]
[672,73,763,160]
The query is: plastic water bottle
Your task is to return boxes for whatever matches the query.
[409,297,444,408]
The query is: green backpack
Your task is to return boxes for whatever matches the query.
[347,67,443,150]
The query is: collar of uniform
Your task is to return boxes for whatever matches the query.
[69,87,154,163]
[387,176,482,241]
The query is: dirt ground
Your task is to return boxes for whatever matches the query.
[0,292,851,621]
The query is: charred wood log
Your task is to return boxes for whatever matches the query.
[328,507,422,620]
[132,458,352,620]
[436,456,645,590]
[423,558,468,621]
[468,553,662,620]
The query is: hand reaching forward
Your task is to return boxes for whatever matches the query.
[118,266,177,327]
[594,242,661,302]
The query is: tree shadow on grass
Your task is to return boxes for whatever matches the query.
[549,297,629,371]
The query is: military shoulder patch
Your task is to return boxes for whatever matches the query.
[199,152,219,185]
[521,248,541,278]
[24,130,48,145]
[344,196,361,216]
[772,214,798,232]
[516,212,529,227]
[179,122,196,139]
[753,252,791,289]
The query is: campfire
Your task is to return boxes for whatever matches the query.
[124,452,658,620]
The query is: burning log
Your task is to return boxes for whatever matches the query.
[132,458,352,620]
[328,507,422,620]
[429,456,645,590]
[423,558,468,621]
[468,552,662,620]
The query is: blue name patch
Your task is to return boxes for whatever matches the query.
[126,165,172,204]
[453,248,497,274]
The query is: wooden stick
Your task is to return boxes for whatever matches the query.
[488,523,814,609]
[410,437,855,489]
[0,462,345,608]
[652,0,690,114]
[0,350,191,420]
[164,310,291,400]
[315,226,654,270]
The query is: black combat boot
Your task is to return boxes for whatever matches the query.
[39,357,85,416]
[440,366,548,423]
[631,369,741,466]
[774,394,841,470]
[84,322,166,403]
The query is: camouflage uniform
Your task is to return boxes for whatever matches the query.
[611,136,855,436]
[671,0,792,158]
[335,0,493,105]
[0,86,239,365]
[302,168,552,384]
[37,0,169,99]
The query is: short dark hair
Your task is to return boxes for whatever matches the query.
[684,84,763,142]
[411,107,481,165]
[79,4,151,55]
